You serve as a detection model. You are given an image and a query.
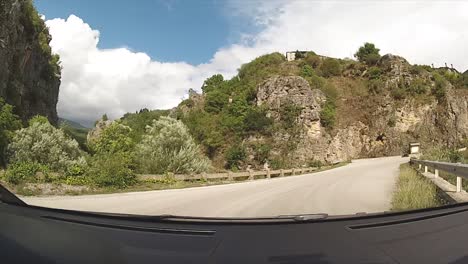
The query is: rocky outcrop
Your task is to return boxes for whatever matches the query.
[0,0,60,124]
[86,119,113,143]
[257,76,326,139]
[254,70,468,166]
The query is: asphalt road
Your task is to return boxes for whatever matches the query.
[23,156,409,217]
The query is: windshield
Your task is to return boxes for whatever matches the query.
[1,0,467,219]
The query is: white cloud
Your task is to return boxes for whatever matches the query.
[46,1,468,125]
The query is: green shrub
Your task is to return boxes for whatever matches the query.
[29,115,49,126]
[367,66,382,80]
[136,117,211,174]
[65,163,87,177]
[270,157,288,170]
[8,116,86,172]
[320,58,342,77]
[60,125,89,151]
[354,42,381,66]
[300,65,315,78]
[410,65,432,75]
[182,111,224,158]
[238,52,285,82]
[432,72,447,100]
[86,153,136,188]
[4,162,48,184]
[0,98,22,166]
[304,52,321,68]
[407,78,428,95]
[120,109,169,142]
[421,147,465,163]
[243,108,272,133]
[300,65,328,90]
[320,100,336,128]
[63,175,93,186]
[443,70,459,85]
[225,145,247,170]
[279,102,302,129]
[88,122,134,155]
[202,74,225,94]
[253,144,271,163]
[204,90,229,113]
[307,159,323,168]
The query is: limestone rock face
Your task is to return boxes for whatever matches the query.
[0,0,60,124]
[253,73,468,166]
[257,76,326,139]
[87,119,113,143]
[378,54,411,77]
[325,122,369,164]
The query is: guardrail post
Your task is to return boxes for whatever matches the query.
[248,170,254,180]
[424,166,428,173]
[227,171,233,181]
[418,164,422,170]
[280,169,284,177]
[434,169,439,178]
[292,168,296,176]
[457,177,462,193]
[201,172,207,181]
[266,169,271,179]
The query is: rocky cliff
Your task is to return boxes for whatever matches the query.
[253,55,468,164]
[0,0,60,124]
[174,51,468,170]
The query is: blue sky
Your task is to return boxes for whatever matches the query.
[35,0,247,64]
[38,1,468,125]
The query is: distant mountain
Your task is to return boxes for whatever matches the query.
[58,118,90,129]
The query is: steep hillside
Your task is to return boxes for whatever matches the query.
[0,0,60,124]
[173,51,468,170]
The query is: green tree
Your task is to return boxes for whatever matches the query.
[136,116,211,174]
[279,102,302,129]
[86,153,136,188]
[0,98,22,166]
[243,108,272,133]
[354,42,381,65]
[300,65,315,78]
[202,74,225,94]
[204,90,229,113]
[225,145,247,170]
[304,52,321,68]
[120,109,169,142]
[320,58,342,77]
[8,116,86,172]
[88,122,134,155]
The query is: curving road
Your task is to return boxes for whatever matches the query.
[23,156,409,217]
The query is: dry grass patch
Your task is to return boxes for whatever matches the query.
[392,164,446,211]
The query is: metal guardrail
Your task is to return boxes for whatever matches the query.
[138,167,319,182]
[411,159,468,192]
